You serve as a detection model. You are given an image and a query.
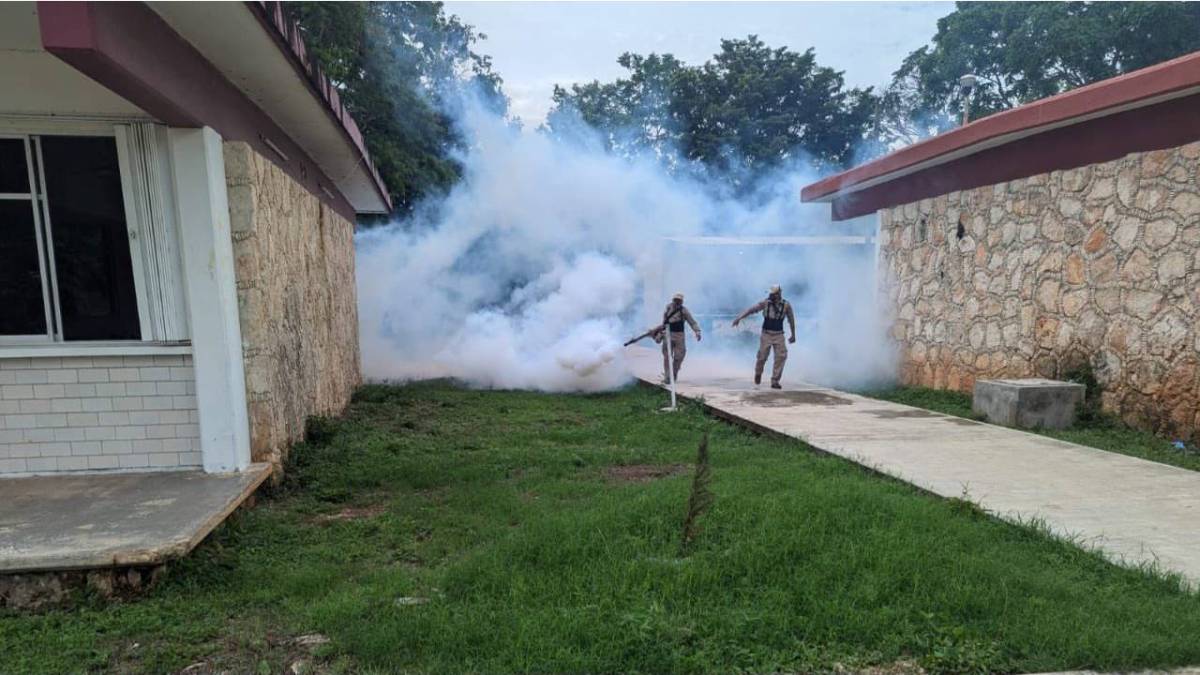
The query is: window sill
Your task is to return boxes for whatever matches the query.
[0,341,192,359]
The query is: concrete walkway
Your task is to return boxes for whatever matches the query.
[629,348,1200,586]
[0,465,271,572]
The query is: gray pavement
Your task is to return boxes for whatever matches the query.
[628,348,1200,586]
[0,465,271,572]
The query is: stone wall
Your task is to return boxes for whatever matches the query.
[224,142,361,468]
[881,141,1200,442]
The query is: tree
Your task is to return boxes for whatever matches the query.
[546,53,688,161]
[545,36,877,191]
[283,2,507,215]
[870,2,1200,153]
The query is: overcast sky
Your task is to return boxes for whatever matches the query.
[443,1,954,126]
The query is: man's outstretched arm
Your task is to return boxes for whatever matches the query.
[731,301,765,327]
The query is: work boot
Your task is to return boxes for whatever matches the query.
[770,381,782,390]
[754,373,761,385]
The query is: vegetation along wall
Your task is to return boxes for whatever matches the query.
[224,142,362,469]
[880,141,1200,442]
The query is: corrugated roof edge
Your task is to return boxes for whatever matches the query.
[801,49,1200,203]
[245,0,392,212]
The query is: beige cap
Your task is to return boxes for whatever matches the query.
[672,292,684,301]
[767,284,781,294]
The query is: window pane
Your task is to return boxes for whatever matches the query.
[0,199,48,335]
[40,136,141,341]
[0,138,30,193]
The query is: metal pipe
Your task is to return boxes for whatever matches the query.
[664,321,677,411]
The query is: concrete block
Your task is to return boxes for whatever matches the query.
[126,382,157,396]
[64,384,97,398]
[26,457,58,473]
[66,413,99,427]
[101,440,133,455]
[139,367,169,381]
[129,412,162,426]
[0,458,27,472]
[85,427,115,441]
[113,397,144,412]
[15,370,49,385]
[33,414,66,428]
[19,399,51,414]
[50,399,83,414]
[70,441,101,456]
[143,397,173,411]
[81,398,114,413]
[23,428,54,443]
[95,383,126,397]
[2,385,34,399]
[56,456,88,471]
[87,455,120,470]
[108,368,141,382]
[77,369,110,384]
[113,426,148,441]
[97,412,129,427]
[53,428,86,443]
[973,378,1085,430]
[47,370,79,384]
[119,454,150,469]
[33,384,65,399]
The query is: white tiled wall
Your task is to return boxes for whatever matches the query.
[0,354,201,475]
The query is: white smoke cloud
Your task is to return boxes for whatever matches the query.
[356,97,897,392]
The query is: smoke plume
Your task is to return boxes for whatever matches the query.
[356,98,896,392]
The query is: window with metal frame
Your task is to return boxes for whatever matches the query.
[0,127,188,344]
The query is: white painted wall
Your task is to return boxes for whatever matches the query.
[0,355,200,475]
[169,127,251,473]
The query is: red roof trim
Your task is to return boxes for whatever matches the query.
[245,2,392,212]
[802,49,1200,203]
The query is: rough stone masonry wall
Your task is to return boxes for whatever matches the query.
[224,142,361,468]
[881,141,1200,442]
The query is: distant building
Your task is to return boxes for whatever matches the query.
[803,52,1200,442]
[0,1,389,478]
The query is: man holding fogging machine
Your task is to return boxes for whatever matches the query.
[624,293,701,383]
[732,284,795,389]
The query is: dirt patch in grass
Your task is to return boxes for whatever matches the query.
[311,505,387,523]
[835,660,926,675]
[604,464,691,483]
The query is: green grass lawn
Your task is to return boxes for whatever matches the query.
[867,386,1200,473]
[4,381,1200,674]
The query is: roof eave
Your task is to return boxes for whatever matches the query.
[802,49,1200,204]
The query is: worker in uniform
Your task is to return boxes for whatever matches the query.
[660,293,701,383]
[732,284,795,389]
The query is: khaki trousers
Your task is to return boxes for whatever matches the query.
[755,331,787,384]
[661,331,687,381]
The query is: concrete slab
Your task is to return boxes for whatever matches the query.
[628,348,1200,586]
[0,465,271,573]
[974,378,1085,429]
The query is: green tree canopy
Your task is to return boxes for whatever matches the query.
[283,2,506,215]
[871,1,1200,150]
[546,36,876,191]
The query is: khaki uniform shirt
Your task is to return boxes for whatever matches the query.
[663,304,701,333]
[742,298,795,333]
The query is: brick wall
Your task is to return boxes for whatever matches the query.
[0,355,200,474]
[880,141,1200,442]
[224,142,361,470]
